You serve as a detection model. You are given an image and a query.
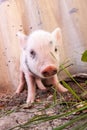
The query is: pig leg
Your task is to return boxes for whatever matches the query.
[52,75,68,92]
[25,73,36,104]
[35,78,46,90]
[16,71,25,94]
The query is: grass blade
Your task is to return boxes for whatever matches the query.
[9,104,87,130]
[53,113,87,130]
[62,80,82,101]
[60,65,85,92]
[73,121,87,130]
[81,50,87,62]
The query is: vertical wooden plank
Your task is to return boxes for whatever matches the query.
[57,0,87,78]
[0,0,23,94]
[16,0,61,32]
[66,0,87,47]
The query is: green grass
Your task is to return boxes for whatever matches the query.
[9,102,87,130]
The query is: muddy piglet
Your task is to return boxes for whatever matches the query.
[16,28,68,104]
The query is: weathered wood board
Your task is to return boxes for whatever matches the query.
[0,0,87,95]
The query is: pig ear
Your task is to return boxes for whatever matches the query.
[16,32,28,49]
[52,28,62,44]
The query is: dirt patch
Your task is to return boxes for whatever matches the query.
[0,75,87,130]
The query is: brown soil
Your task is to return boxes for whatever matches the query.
[0,75,87,130]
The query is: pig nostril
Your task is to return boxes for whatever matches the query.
[42,71,49,77]
[53,69,57,74]
[42,69,57,77]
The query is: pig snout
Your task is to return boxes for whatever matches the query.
[42,66,57,77]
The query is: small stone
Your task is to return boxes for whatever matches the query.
[47,95,53,101]
[46,110,54,115]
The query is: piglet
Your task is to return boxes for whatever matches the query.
[16,28,68,104]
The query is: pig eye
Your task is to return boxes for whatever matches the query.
[49,41,53,44]
[30,49,36,58]
[55,47,57,52]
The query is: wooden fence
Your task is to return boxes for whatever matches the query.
[0,0,87,96]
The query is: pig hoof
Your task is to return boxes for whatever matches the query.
[21,103,33,109]
[15,90,20,94]
[41,87,47,91]
[57,84,68,93]
[61,87,68,93]
[26,97,35,105]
